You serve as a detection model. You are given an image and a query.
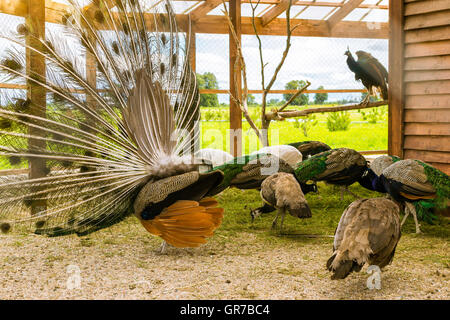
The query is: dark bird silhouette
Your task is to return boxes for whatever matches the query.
[254,172,312,231]
[378,159,450,233]
[344,48,388,105]
[327,198,401,280]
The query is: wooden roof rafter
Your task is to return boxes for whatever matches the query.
[327,0,365,28]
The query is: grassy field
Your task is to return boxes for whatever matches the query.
[1,183,448,299]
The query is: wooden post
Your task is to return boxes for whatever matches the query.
[229,0,242,157]
[26,0,46,215]
[388,0,405,158]
[188,21,196,72]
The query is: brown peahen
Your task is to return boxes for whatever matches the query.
[327,198,401,280]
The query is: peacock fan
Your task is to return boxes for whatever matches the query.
[0,0,230,252]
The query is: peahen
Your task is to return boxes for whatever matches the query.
[0,0,225,251]
[194,148,234,169]
[288,140,331,159]
[253,172,312,232]
[344,48,388,105]
[206,153,293,197]
[294,148,368,200]
[358,155,401,193]
[378,159,450,234]
[327,198,401,280]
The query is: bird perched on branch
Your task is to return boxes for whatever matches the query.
[288,141,331,159]
[344,48,388,105]
[254,172,312,232]
[327,198,401,280]
[378,159,450,233]
[294,148,368,200]
[0,0,225,251]
[358,155,401,193]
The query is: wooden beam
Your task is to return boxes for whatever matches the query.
[388,0,405,158]
[261,0,290,26]
[26,0,47,215]
[189,0,222,21]
[327,0,364,28]
[0,1,388,38]
[196,16,389,38]
[229,0,242,157]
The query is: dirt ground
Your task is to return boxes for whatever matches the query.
[0,218,448,300]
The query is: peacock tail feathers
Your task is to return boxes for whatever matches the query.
[416,160,450,212]
[0,0,200,236]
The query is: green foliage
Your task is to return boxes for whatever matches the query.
[359,106,387,124]
[247,94,257,106]
[314,86,328,105]
[284,80,309,106]
[326,111,351,132]
[203,109,229,121]
[293,115,318,137]
[197,72,219,108]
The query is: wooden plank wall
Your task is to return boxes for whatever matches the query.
[402,0,450,174]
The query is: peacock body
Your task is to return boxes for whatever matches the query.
[0,0,224,248]
[294,148,367,187]
[288,140,331,159]
[379,159,450,232]
[345,49,388,101]
[358,155,401,193]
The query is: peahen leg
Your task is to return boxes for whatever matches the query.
[271,209,281,230]
[279,209,286,234]
[405,202,422,234]
[401,204,410,226]
[159,240,168,254]
[340,186,360,200]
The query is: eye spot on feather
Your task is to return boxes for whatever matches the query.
[23,198,33,207]
[160,34,167,46]
[61,160,72,168]
[171,53,177,66]
[16,24,29,36]
[35,220,46,229]
[1,58,23,72]
[61,13,73,25]
[112,41,120,55]
[122,23,130,35]
[0,117,12,129]
[85,150,95,157]
[14,98,31,113]
[160,63,166,75]
[1,223,11,234]
[8,156,21,166]
[43,166,51,175]
[94,10,105,24]
[80,166,90,173]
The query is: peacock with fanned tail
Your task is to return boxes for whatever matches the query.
[0,0,225,250]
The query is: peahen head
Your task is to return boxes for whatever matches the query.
[344,46,352,57]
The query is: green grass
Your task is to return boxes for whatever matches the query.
[215,183,450,248]
[200,121,387,155]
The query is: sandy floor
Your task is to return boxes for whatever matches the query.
[0,221,448,300]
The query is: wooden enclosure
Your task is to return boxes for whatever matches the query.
[0,0,449,173]
[389,0,450,174]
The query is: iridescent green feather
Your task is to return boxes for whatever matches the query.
[414,160,450,224]
[294,150,331,183]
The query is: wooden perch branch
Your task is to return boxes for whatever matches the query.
[278,80,311,113]
[266,100,388,121]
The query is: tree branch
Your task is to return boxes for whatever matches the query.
[278,80,311,112]
[265,100,388,121]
